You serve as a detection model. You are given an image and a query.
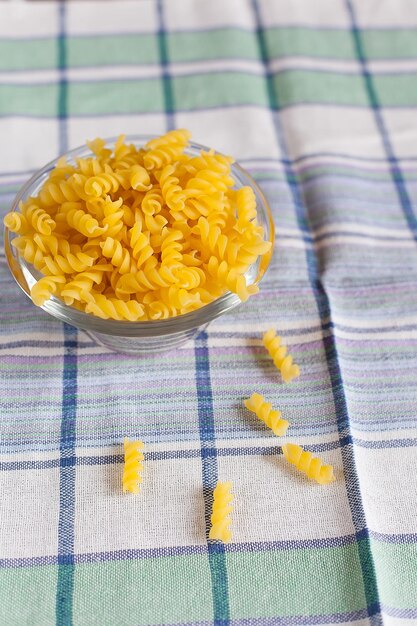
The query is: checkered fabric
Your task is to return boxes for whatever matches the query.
[0,1,417,625]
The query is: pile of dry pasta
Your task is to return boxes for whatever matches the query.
[4,130,272,321]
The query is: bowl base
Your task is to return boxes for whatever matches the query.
[86,325,208,356]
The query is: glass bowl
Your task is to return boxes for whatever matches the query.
[4,136,275,355]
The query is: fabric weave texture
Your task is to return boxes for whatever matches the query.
[0,1,416,625]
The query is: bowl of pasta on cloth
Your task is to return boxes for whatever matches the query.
[4,130,274,355]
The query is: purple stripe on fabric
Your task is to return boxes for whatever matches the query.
[369,530,417,544]
[156,611,372,626]
[1,100,417,123]
[2,151,417,181]
[1,435,417,472]
[380,605,417,619]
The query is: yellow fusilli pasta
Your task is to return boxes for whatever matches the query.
[30,275,66,306]
[208,481,233,543]
[3,212,30,235]
[282,443,335,485]
[244,392,289,437]
[263,329,300,383]
[4,131,272,320]
[122,438,145,494]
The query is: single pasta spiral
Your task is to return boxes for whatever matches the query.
[144,144,186,171]
[159,165,185,212]
[186,150,233,175]
[282,444,335,485]
[129,165,152,191]
[115,259,174,297]
[122,438,145,494]
[100,237,134,275]
[144,213,167,235]
[3,212,30,234]
[195,217,228,261]
[129,223,153,267]
[142,188,164,215]
[84,171,121,197]
[76,156,105,177]
[206,256,258,302]
[208,481,233,544]
[263,329,300,383]
[102,197,125,238]
[235,187,257,231]
[38,178,82,206]
[33,233,70,257]
[174,266,205,289]
[23,203,56,236]
[160,228,183,269]
[40,249,96,276]
[185,171,231,198]
[61,268,109,305]
[85,293,145,321]
[145,128,191,151]
[65,207,107,238]
[11,236,46,271]
[160,285,201,311]
[244,392,289,437]
[30,275,66,306]
[146,299,177,320]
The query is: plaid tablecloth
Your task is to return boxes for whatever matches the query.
[1,1,417,624]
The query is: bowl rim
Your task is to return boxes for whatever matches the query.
[4,135,275,337]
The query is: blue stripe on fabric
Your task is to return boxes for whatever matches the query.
[56,7,77,622]
[2,529,417,569]
[195,331,230,626]
[345,0,417,241]
[2,434,417,472]
[56,323,77,626]
[156,0,175,131]
[251,0,381,621]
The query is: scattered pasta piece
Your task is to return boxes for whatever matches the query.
[5,131,272,321]
[209,481,233,543]
[282,443,335,485]
[244,392,289,437]
[122,438,144,494]
[263,328,300,383]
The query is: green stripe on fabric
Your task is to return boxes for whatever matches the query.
[0,85,58,116]
[362,29,417,59]
[2,71,417,116]
[0,566,57,626]
[272,71,368,107]
[265,27,417,60]
[371,539,417,607]
[373,74,417,106]
[67,80,164,114]
[1,28,417,72]
[73,555,213,625]
[168,28,259,62]
[227,544,367,617]
[266,27,356,60]
[172,72,268,109]
[67,35,158,67]
[0,39,57,71]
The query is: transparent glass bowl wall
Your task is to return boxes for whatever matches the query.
[4,137,275,355]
